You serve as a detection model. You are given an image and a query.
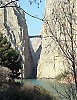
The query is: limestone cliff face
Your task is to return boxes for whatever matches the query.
[32,37,42,76]
[36,0,77,78]
[0,0,35,78]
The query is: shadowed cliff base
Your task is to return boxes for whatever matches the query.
[34,44,42,76]
[32,38,42,78]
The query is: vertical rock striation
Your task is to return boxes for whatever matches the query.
[36,0,77,78]
[0,0,36,78]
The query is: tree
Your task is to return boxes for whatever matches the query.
[43,0,77,99]
[0,32,22,79]
[29,0,42,7]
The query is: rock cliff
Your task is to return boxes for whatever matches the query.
[1,0,76,79]
[34,0,77,78]
[0,0,36,78]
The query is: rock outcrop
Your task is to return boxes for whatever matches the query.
[34,0,77,78]
[0,0,36,78]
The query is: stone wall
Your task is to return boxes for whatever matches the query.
[0,0,36,79]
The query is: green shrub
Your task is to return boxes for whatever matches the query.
[55,71,69,80]
[0,32,22,79]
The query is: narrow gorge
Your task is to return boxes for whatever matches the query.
[0,0,77,79]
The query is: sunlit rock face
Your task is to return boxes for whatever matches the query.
[37,0,77,78]
[0,0,36,79]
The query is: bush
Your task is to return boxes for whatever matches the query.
[0,83,57,100]
[55,71,69,80]
[0,66,12,85]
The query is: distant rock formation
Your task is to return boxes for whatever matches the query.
[32,37,42,76]
[0,0,36,79]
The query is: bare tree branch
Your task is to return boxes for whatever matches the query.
[0,0,19,8]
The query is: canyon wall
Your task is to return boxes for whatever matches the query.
[0,0,77,79]
[0,0,36,78]
[34,0,77,78]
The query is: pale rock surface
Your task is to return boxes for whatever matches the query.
[0,0,35,78]
[36,0,77,78]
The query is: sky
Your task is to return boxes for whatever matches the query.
[17,0,45,36]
